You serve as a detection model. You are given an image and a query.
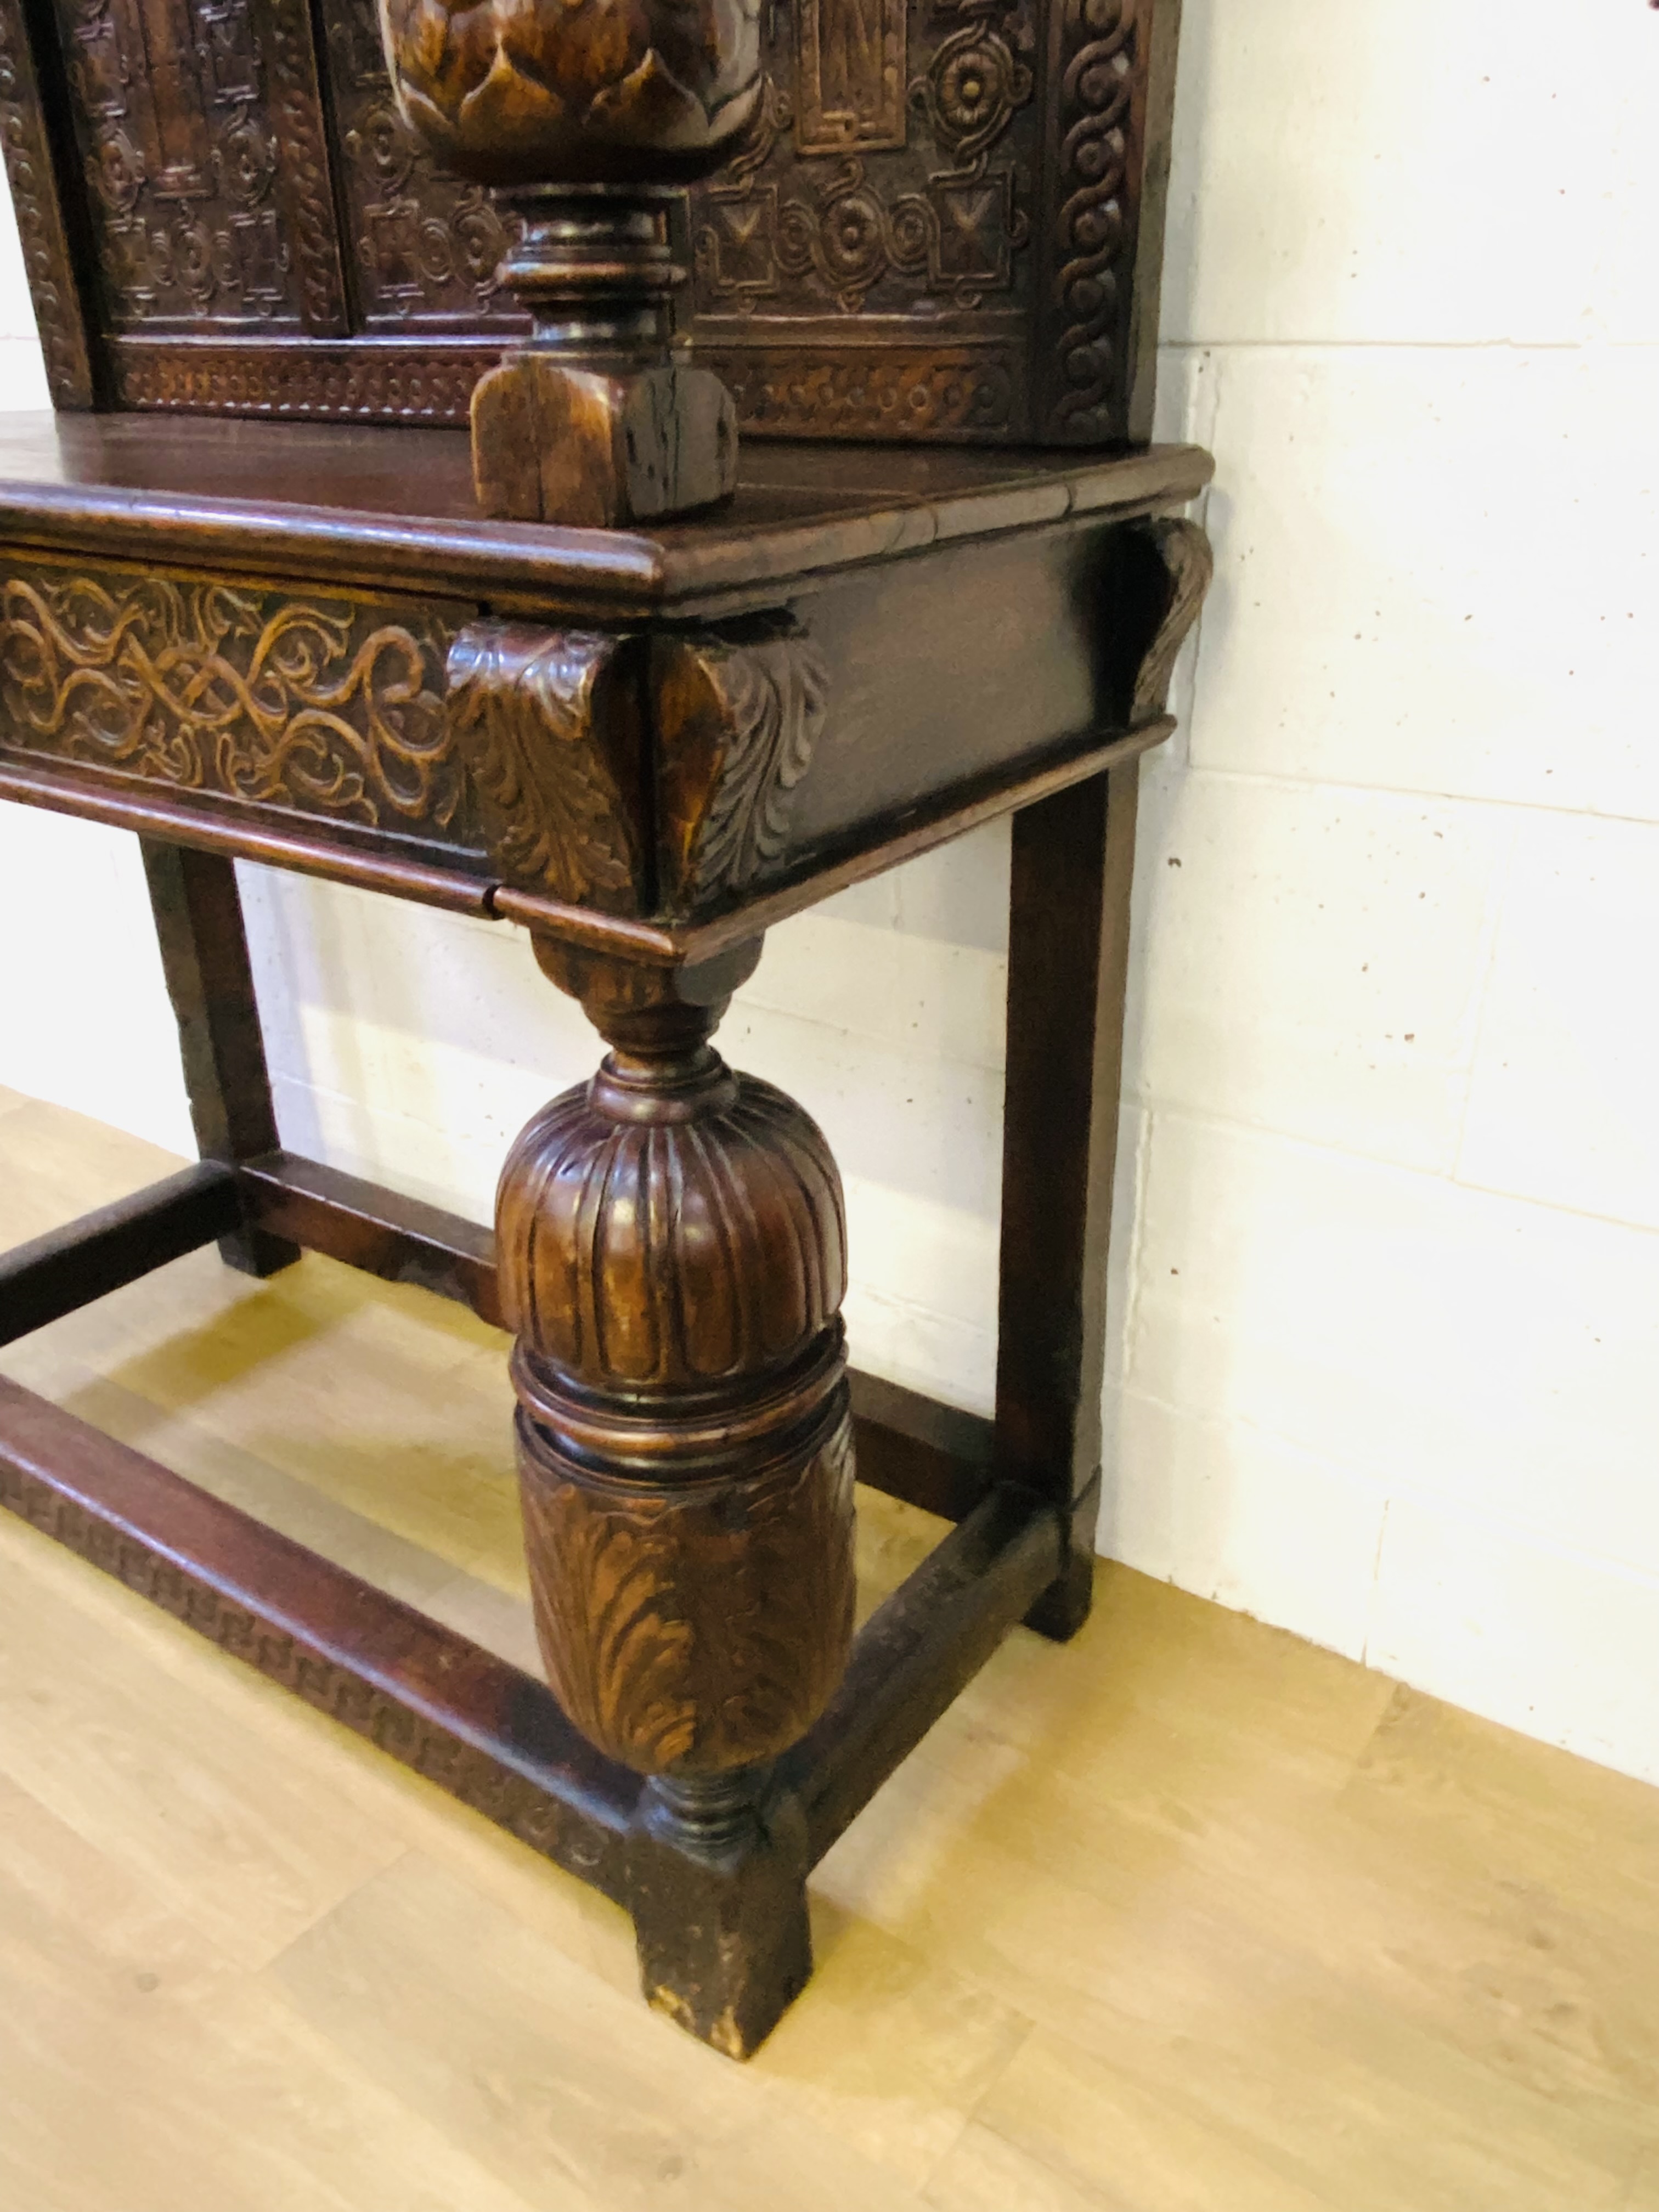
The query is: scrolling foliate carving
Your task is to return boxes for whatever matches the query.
[447,623,642,912]
[1132,516,1213,718]
[0,0,96,404]
[653,630,830,912]
[0,560,467,837]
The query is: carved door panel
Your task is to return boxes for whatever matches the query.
[318,0,526,335]
[52,0,347,332]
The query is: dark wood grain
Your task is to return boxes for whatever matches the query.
[782,1482,1063,1864]
[11,0,1183,447]
[140,842,299,1278]
[0,1372,640,1897]
[238,1150,503,1327]
[0,1163,240,1348]
[995,762,1139,1640]
[0,413,1212,611]
[233,1146,992,1525]
[848,1370,996,1525]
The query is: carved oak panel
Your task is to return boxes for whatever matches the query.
[0,554,479,855]
[48,0,347,331]
[321,0,526,334]
[19,0,1177,441]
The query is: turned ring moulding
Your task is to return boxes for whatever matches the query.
[377,0,764,526]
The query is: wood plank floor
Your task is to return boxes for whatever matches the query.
[2,1086,1657,2212]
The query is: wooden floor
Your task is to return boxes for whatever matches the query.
[2,1088,1658,2212]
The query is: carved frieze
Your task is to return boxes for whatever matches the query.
[0,557,471,842]
[16,0,1176,442]
[0,1447,629,1889]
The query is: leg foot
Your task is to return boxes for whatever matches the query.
[499,939,855,2054]
[629,1774,812,2058]
[1023,1476,1102,1641]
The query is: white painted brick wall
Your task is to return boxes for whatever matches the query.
[2,0,1656,1784]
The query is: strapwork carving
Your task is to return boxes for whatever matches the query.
[0,562,465,833]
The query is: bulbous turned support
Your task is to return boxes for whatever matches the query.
[496,937,856,2052]
[378,0,753,527]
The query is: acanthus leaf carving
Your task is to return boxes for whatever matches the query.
[519,1416,857,1778]
[447,622,642,912]
[653,629,829,912]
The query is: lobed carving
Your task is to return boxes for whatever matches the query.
[1132,516,1213,717]
[0,0,96,404]
[1041,0,1137,440]
[520,1413,857,1775]
[500,1066,847,1389]
[500,963,856,1782]
[376,0,764,185]
[0,559,468,838]
[655,630,830,912]
[447,622,642,911]
[0,1453,629,1888]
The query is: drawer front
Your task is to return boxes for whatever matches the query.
[0,552,487,872]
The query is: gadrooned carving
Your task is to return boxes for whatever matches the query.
[500,1067,848,1389]
[0,562,466,833]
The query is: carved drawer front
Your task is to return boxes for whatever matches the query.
[0,553,483,867]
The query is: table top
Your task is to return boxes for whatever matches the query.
[0,413,1212,616]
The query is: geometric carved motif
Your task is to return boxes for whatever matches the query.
[53,0,347,329]
[0,557,468,839]
[698,0,1034,320]
[325,0,523,328]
